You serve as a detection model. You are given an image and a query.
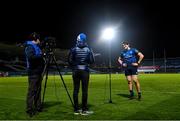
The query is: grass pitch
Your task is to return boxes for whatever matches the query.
[0,73,180,120]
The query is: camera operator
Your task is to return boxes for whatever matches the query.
[68,33,95,115]
[24,32,45,117]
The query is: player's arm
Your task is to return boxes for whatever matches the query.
[137,52,144,65]
[132,49,144,66]
[89,48,95,64]
[118,56,123,65]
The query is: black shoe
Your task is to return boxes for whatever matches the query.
[26,110,35,117]
[36,107,43,112]
[129,96,134,100]
[138,94,141,101]
[129,94,134,100]
[129,91,134,99]
[37,109,42,112]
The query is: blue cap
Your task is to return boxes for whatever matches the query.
[77,33,87,41]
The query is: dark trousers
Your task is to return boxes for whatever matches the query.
[72,70,89,111]
[26,73,42,112]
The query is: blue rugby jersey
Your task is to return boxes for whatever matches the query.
[120,48,139,65]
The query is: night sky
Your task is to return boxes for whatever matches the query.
[1,0,180,59]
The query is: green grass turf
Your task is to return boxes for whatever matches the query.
[0,73,180,120]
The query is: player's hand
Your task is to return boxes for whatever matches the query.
[132,63,139,66]
[118,59,123,65]
[122,63,127,67]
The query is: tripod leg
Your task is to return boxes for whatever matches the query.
[42,67,49,105]
[41,56,51,106]
[52,55,74,107]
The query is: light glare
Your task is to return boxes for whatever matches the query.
[102,28,115,41]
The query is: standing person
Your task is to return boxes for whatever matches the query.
[118,41,144,100]
[24,32,45,117]
[68,33,95,115]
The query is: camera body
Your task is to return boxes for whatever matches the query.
[41,37,56,53]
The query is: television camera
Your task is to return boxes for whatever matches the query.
[40,36,56,54]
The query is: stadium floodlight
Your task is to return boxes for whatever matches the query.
[101,27,116,103]
[101,27,115,41]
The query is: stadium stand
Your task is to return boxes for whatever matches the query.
[0,57,180,77]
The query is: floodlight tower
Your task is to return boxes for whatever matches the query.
[101,27,115,103]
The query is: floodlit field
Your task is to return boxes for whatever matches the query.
[0,74,180,120]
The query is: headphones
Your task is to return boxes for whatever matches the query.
[29,32,40,41]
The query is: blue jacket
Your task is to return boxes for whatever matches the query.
[24,40,44,73]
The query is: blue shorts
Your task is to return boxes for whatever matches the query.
[124,67,138,76]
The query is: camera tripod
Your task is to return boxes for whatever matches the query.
[41,50,74,107]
